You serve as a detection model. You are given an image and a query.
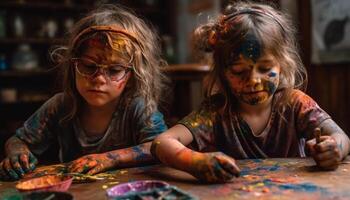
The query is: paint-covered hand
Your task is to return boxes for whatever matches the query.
[189,152,240,183]
[67,153,115,175]
[0,150,38,181]
[306,135,341,170]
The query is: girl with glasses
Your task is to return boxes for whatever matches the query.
[151,1,350,183]
[0,5,168,180]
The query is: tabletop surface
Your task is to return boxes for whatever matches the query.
[1,157,350,200]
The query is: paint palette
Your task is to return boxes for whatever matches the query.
[23,191,73,200]
[16,174,73,192]
[106,180,169,196]
[106,180,197,200]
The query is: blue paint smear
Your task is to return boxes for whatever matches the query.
[250,159,263,163]
[256,164,280,171]
[262,179,329,194]
[240,164,281,176]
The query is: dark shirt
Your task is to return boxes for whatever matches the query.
[16,93,167,162]
[179,89,330,159]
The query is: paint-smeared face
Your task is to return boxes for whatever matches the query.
[224,53,280,105]
[75,39,131,107]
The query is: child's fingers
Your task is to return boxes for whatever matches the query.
[70,160,97,174]
[305,139,317,156]
[0,162,11,181]
[10,156,25,177]
[314,150,340,163]
[87,165,103,175]
[28,152,38,171]
[214,155,240,177]
[3,158,19,180]
[315,138,337,153]
[19,154,30,172]
[317,158,340,170]
[210,162,234,182]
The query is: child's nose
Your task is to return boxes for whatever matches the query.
[247,70,262,85]
[91,68,108,83]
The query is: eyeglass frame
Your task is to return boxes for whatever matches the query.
[71,58,133,82]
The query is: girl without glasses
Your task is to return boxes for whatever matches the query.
[151,1,350,183]
[0,5,168,180]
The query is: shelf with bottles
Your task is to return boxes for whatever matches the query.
[0,1,90,12]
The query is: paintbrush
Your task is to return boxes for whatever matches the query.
[314,128,321,144]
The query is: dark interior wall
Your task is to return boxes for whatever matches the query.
[298,0,350,135]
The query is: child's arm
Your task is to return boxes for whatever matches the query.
[67,142,155,175]
[151,124,240,183]
[0,136,38,180]
[306,119,350,170]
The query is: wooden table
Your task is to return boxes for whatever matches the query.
[1,157,350,200]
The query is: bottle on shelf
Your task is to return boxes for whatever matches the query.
[0,54,8,71]
[12,44,39,71]
[13,14,25,38]
[0,11,6,38]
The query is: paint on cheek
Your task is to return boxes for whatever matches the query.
[268,71,277,77]
[236,32,262,63]
[266,81,277,95]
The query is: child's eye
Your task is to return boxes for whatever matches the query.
[109,68,123,75]
[259,66,272,73]
[231,70,244,75]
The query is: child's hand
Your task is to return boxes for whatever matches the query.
[67,153,115,175]
[0,150,37,181]
[306,135,341,170]
[190,152,240,183]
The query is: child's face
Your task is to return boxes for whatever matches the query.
[224,53,280,105]
[75,41,131,107]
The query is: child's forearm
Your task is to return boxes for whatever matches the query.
[152,136,196,173]
[331,133,350,159]
[320,119,350,159]
[104,142,155,168]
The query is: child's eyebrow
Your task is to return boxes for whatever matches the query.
[257,59,274,64]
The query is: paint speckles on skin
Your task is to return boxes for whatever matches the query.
[268,71,277,77]
[237,32,262,63]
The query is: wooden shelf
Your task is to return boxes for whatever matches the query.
[0,100,46,120]
[0,69,56,78]
[164,63,211,81]
[0,38,63,45]
[0,2,90,11]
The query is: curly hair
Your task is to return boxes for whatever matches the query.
[193,0,307,113]
[50,4,168,125]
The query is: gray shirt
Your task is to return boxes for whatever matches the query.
[16,93,167,162]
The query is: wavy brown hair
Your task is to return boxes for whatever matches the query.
[193,1,307,113]
[51,5,168,125]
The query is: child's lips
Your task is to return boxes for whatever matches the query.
[88,89,107,94]
[243,90,265,95]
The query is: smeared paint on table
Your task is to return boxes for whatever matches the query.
[1,157,350,200]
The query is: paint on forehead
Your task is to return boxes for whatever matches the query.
[86,37,106,48]
[237,32,262,63]
[111,38,127,51]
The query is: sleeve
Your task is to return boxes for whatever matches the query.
[15,93,64,155]
[132,98,168,143]
[292,90,331,139]
[177,100,217,152]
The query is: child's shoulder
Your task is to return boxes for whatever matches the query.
[44,92,65,106]
[275,89,317,107]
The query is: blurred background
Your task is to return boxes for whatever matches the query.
[0,0,349,158]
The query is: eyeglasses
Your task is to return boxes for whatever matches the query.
[71,58,132,82]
